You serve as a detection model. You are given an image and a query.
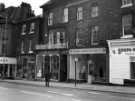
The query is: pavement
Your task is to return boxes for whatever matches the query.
[0,79,135,95]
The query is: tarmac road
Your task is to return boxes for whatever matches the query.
[0,82,135,101]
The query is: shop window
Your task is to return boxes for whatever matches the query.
[121,0,133,8]
[77,7,83,21]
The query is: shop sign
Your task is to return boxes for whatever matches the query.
[69,48,106,54]
[111,47,135,56]
[0,57,17,64]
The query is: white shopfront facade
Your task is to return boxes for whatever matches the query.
[108,39,135,85]
[0,57,17,78]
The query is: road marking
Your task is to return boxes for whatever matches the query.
[72,98,81,101]
[48,90,74,97]
[88,91,101,95]
[61,93,73,96]
[47,91,58,94]
[21,90,52,98]
[0,87,8,90]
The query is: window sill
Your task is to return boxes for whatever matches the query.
[29,31,35,34]
[21,33,26,35]
[21,51,25,54]
[121,4,133,8]
[28,51,34,54]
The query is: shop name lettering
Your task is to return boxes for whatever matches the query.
[112,48,135,55]
[0,58,8,62]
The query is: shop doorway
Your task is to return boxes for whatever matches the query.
[131,62,135,79]
[88,60,94,83]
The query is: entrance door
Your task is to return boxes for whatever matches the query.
[44,56,50,75]
[88,61,94,83]
[131,62,135,79]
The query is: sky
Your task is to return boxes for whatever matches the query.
[0,0,50,15]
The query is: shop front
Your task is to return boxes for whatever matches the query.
[19,55,35,80]
[0,57,17,79]
[36,51,67,81]
[107,38,135,85]
[68,48,107,83]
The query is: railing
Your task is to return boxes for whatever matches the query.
[36,42,68,50]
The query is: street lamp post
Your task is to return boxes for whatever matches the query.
[74,57,78,87]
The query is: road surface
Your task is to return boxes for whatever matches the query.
[0,82,135,101]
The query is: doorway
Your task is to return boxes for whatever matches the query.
[131,62,135,79]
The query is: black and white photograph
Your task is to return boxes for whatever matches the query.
[0,0,135,101]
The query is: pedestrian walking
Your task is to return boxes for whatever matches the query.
[45,72,50,87]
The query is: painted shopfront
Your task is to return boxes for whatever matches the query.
[108,38,135,85]
[68,48,107,83]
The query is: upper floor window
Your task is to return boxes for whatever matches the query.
[77,7,83,21]
[63,8,68,23]
[56,32,66,44]
[75,31,79,46]
[21,24,26,35]
[121,0,133,8]
[29,22,35,34]
[21,41,24,54]
[29,40,33,53]
[91,4,99,18]
[122,14,132,34]
[48,12,53,25]
[91,26,99,45]
[49,31,54,45]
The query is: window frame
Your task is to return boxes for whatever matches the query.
[29,22,35,34]
[77,7,83,21]
[91,4,99,18]
[91,25,99,45]
[21,24,26,35]
[122,14,132,30]
[63,8,68,23]
[121,0,133,8]
[21,41,24,54]
[48,12,53,25]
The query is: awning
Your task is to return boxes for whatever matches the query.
[69,48,106,54]
[0,57,17,64]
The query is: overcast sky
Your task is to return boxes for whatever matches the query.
[0,0,49,15]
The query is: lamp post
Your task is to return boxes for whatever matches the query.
[74,57,78,87]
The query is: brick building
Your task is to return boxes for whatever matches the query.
[36,0,121,83]
[0,2,34,79]
[16,15,43,80]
